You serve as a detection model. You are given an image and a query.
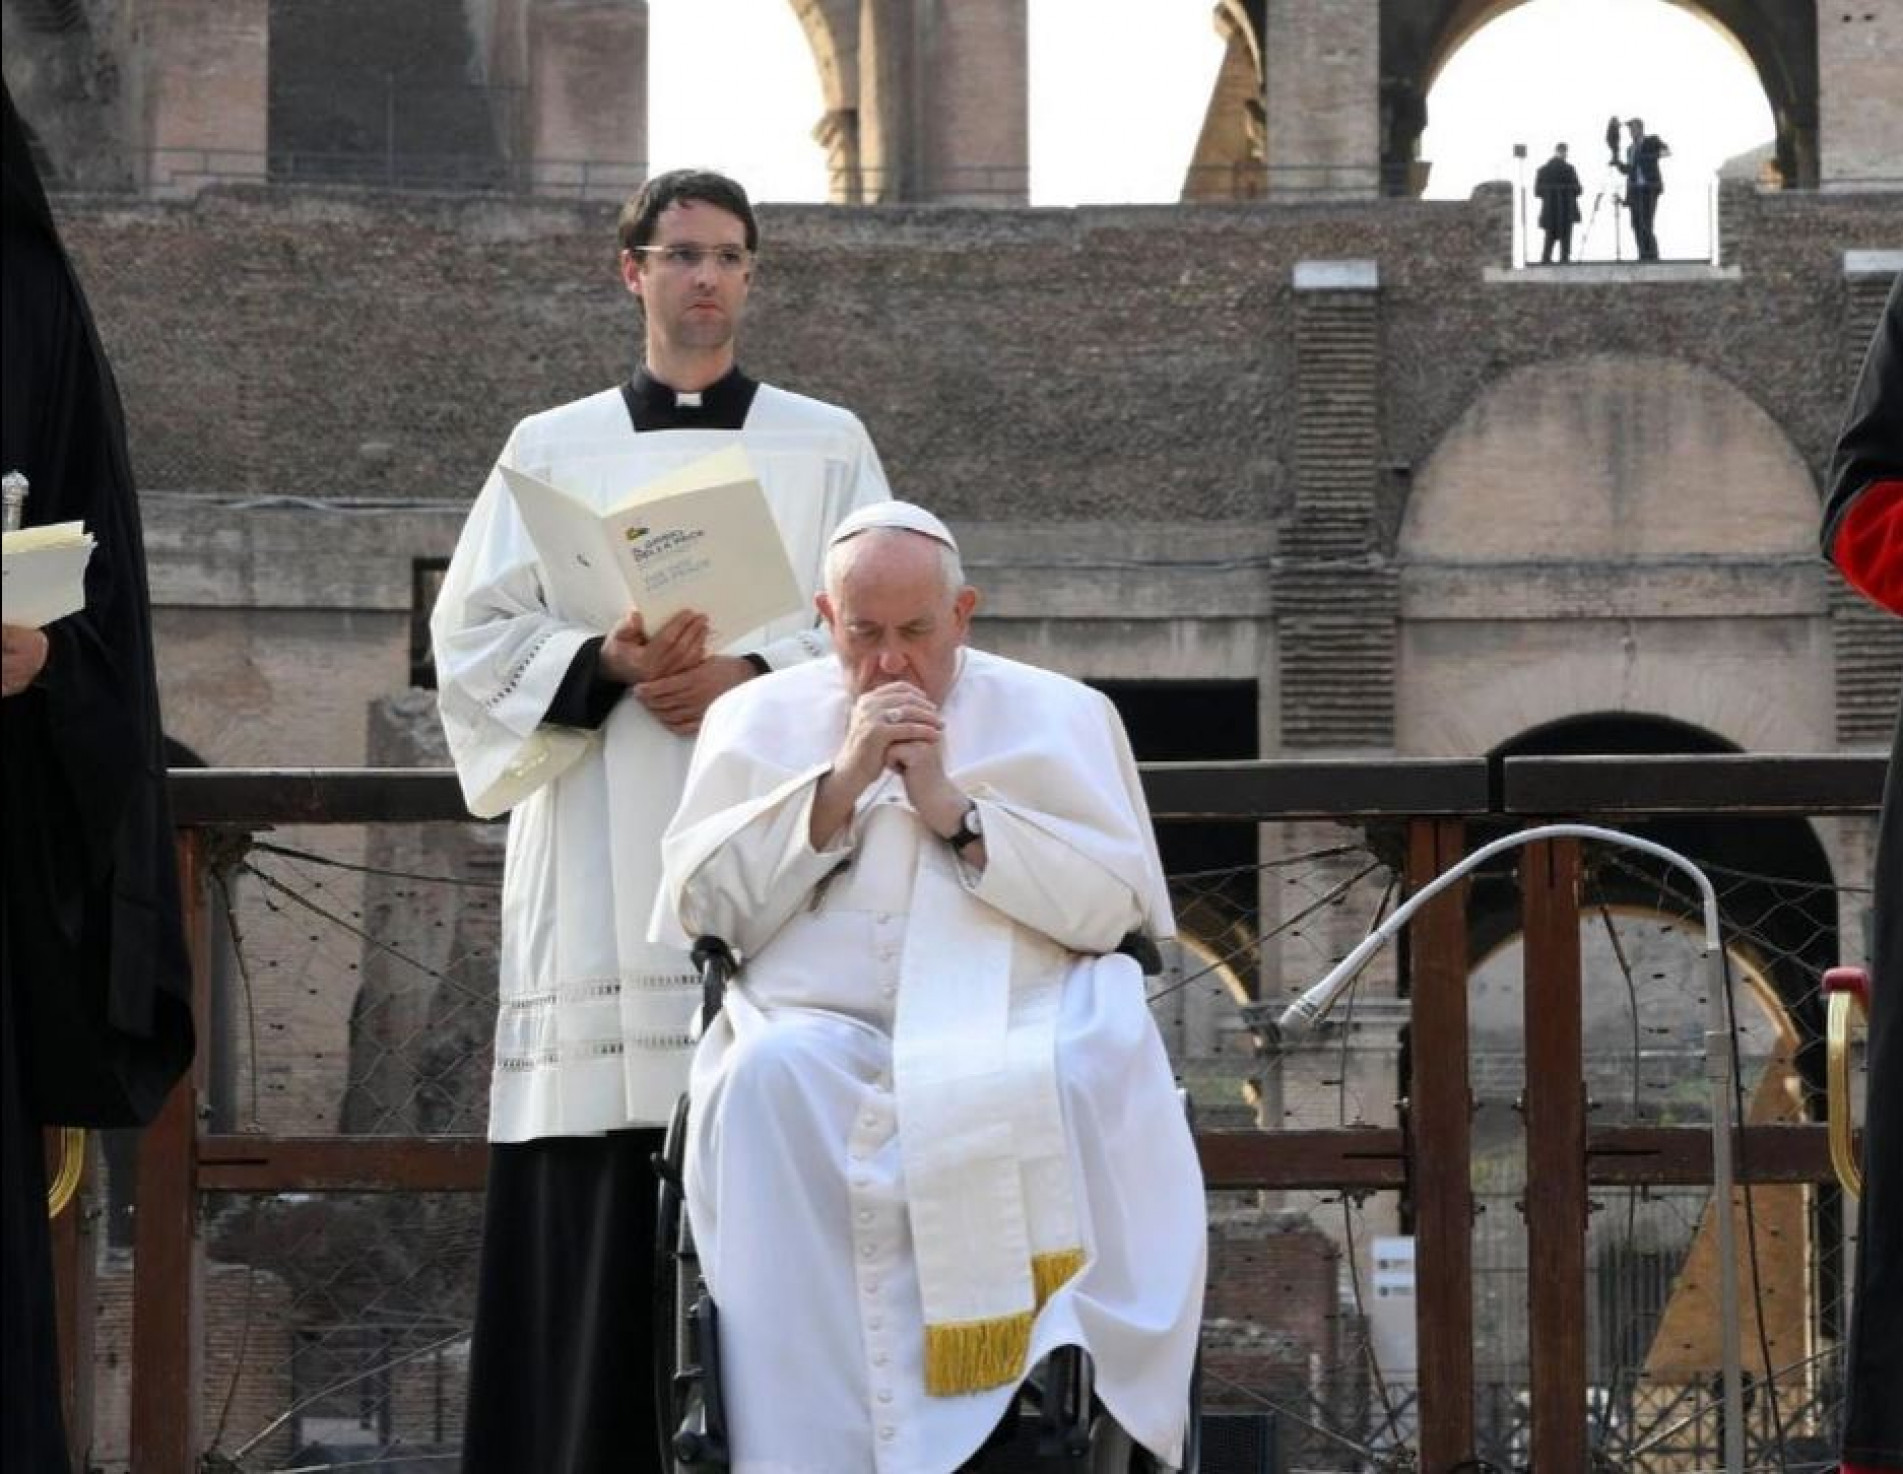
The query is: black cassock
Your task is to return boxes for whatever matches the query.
[3,85,195,1471]
[1825,272,1903,1471]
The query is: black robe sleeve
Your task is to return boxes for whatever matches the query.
[3,87,194,1126]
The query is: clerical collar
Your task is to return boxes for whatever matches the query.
[622,365,759,432]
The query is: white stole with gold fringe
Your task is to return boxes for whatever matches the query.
[894,842,1084,1396]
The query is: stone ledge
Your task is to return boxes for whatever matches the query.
[1400,556,1826,620]
[144,492,465,610]
[1844,248,1903,277]
[1294,259,1380,291]
[1482,262,1743,285]
[962,521,1278,620]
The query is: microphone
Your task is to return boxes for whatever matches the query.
[1275,823,1721,1039]
[1276,930,1391,1038]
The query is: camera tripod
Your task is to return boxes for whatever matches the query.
[1579,164,1625,262]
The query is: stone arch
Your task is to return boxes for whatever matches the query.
[1182,0,1268,200]
[779,0,1030,205]
[785,0,863,200]
[1396,352,1828,758]
[1379,0,1817,190]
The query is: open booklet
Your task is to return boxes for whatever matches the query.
[500,445,803,649]
[2,521,95,629]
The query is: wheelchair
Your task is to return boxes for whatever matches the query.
[653,935,1201,1474]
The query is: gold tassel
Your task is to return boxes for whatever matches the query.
[923,1310,1034,1396]
[1032,1246,1085,1309]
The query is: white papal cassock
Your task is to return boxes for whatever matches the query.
[431,384,888,1142]
[658,647,1208,1474]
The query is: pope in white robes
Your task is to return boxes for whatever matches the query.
[658,503,1207,1473]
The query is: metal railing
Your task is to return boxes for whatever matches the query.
[45,752,1885,1472]
[107,150,1404,203]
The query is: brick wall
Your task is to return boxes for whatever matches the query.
[1202,1209,1344,1409]
[52,183,1900,537]
[87,1256,295,1469]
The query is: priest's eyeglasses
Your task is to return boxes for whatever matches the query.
[629,244,754,273]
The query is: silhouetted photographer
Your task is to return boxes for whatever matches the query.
[1612,115,1670,261]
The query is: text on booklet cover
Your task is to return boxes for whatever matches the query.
[499,445,802,647]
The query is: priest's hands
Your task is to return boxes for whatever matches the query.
[601,608,762,736]
[599,608,707,687]
[636,655,755,736]
[1,623,49,697]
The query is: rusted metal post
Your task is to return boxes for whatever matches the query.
[1406,817,1476,1472]
[131,830,211,1472]
[1522,836,1588,1474]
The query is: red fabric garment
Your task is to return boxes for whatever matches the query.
[1833,479,1903,616]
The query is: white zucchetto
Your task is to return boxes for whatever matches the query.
[826,499,959,553]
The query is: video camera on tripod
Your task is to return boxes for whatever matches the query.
[1580,113,1628,260]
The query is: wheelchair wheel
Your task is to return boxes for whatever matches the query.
[1086,1417,1140,1472]
[1089,1343,1201,1473]
[652,1092,691,1469]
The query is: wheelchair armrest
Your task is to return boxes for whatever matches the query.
[692,935,738,980]
[692,936,738,1032]
[1116,931,1164,977]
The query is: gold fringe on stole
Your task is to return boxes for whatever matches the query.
[1031,1247,1085,1309]
[923,1310,1034,1396]
[922,1251,1085,1395]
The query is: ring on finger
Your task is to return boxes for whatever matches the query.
[884,708,902,726]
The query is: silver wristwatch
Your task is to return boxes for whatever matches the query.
[948,804,984,853]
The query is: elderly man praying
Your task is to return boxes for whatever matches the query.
[656,501,1206,1473]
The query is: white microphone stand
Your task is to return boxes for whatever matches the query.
[1277,822,1744,1474]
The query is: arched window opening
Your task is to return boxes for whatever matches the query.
[1419,0,1774,264]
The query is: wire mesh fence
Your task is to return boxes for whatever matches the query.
[69,799,1878,1471]
[194,1192,478,1471]
[202,822,502,1139]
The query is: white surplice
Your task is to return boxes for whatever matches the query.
[432,384,889,1142]
[657,649,1208,1474]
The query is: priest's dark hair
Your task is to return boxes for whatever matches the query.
[618,168,759,254]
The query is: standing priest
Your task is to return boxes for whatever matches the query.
[657,503,1206,1472]
[1826,271,1901,1474]
[431,169,890,1473]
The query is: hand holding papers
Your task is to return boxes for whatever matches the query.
[500,446,802,649]
[2,520,95,629]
